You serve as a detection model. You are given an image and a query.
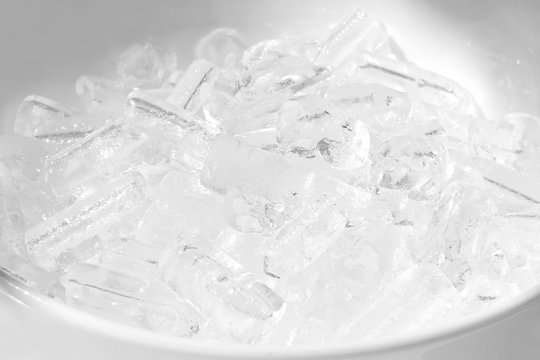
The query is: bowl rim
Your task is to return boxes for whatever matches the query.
[2,272,540,358]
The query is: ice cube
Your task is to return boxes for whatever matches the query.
[14,95,79,137]
[0,134,47,181]
[478,158,540,204]
[32,113,109,153]
[195,28,247,69]
[25,172,149,271]
[75,75,126,114]
[126,90,215,169]
[126,89,211,136]
[90,239,162,280]
[0,165,26,256]
[223,188,289,234]
[314,9,389,68]
[201,135,314,203]
[317,117,370,170]
[324,84,411,132]
[117,42,177,89]
[263,189,348,278]
[341,51,472,112]
[17,177,62,227]
[136,192,226,247]
[419,184,493,288]
[221,90,293,135]
[0,254,61,295]
[166,59,218,111]
[44,123,152,201]
[491,113,540,174]
[242,38,319,72]
[62,263,205,337]
[276,95,343,154]
[338,265,461,342]
[161,242,284,342]
[370,135,448,199]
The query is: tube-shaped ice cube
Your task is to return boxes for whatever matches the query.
[14,95,79,137]
[25,172,149,271]
[44,123,150,200]
[62,263,205,337]
[315,9,389,68]
[201,135,314,202]
[161,242,284,320]
[166,59,217,111]
[344,51,472,111]
[126,89,216,139]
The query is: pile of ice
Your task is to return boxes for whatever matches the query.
[2,9,540,345]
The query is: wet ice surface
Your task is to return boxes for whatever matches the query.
[2,9,540,346]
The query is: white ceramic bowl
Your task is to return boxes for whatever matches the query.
[1,1,540,359]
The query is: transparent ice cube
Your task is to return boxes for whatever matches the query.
[223,187,289,234]
[14,95,79,137]
[263,189,348,278]
[75,75,126,115]
[0,134,47,181]
[161,242,285,342]
[62,263,205,337]
[166,59,218,112]
[491,113,540,174]
[276,94,343,153]
[25,172,149,271]
[45,123,151,201]
[201,135,314,203]
[136,192,226,247]
[338,265,461,342]
[0,165,26,256]
[314,9,389,68]
[341,51,473,112]
[419,184,493,288]
[195,28,247,69]
[117,42,177,89]
[371,135,448,199]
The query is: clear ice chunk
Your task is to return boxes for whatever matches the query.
[62,263,205,337]
[195,28,247,69]
[25,172,149,271]
[324,84,411,131]
[276,95,343,152]
[136,192,226,247]
[478,158,540,204]
[223,187,289,234]
[314,9,389,68]
[341,51,473,112]
[0,165,26,256]
[317,117,370,170]
[221,90,293,135]
[263,188,348,278]
[161,242,284,342]
[418,184,492,288]
[14,95,79,137]
[491,113,540,174]
[166,58,217,111]
[117,42,177,89]
[201,135,314,202]
[338,265,461,342]
[33,113,109,153]
[125,89,216,169]
[44,123,151,201]
[0,134,47,180]
[75,75,126,115]
[371,135,448,199]
[90,239,162,280]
